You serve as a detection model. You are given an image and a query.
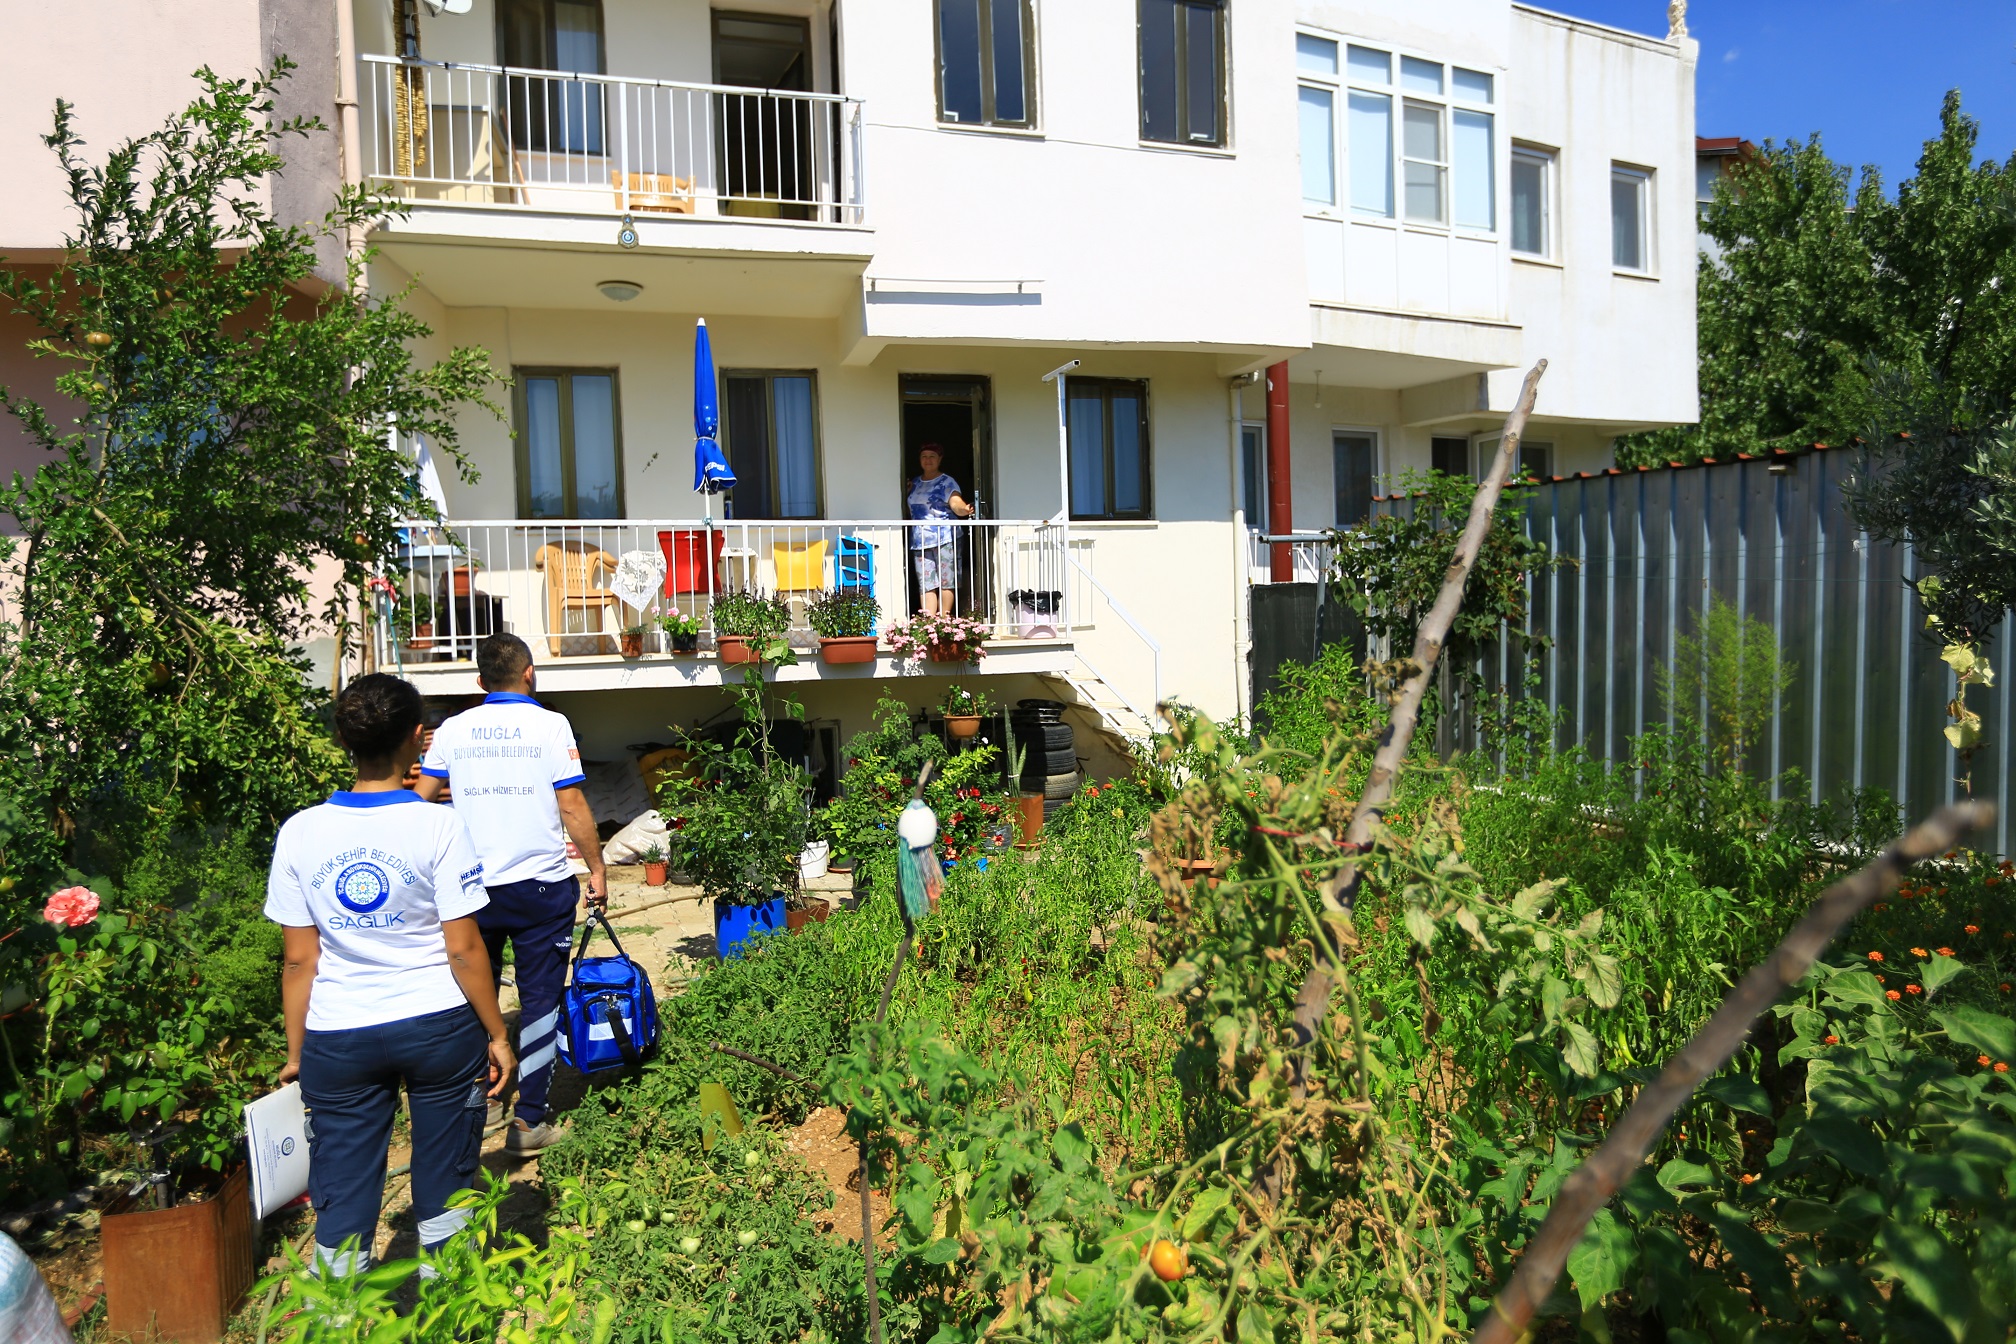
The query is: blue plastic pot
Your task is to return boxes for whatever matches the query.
[713,894,787,960]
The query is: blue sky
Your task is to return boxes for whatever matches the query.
[1559,1,2016,189]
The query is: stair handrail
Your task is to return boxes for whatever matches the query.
[1065,553,1162,715]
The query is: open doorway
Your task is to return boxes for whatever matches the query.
[898,376,995,620]
[712,11,814,220]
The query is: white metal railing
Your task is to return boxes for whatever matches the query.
[1065,554,1161,727]
[373,517,1066,666]
[359,56,866,225]
[1248,531,1333,584]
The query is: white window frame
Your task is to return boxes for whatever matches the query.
[1309,30,1499,237]
[1612,163,1654,275]
[1239,420,1268,527]
[1510,143,1556,261]
[1331,425,1382,526]
[1295,33,1342,214]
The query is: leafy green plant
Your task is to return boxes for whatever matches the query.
[1656,594,1798,774]
[940,684,990,717]
[658,609,702,639]
[807,587,879,639]
[815,696,1007,866]
[659,667,811,904]
[711,588,792,641]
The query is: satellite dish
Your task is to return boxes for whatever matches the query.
[422,0,474,14]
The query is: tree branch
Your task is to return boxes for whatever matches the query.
[1470,798,1992,1344]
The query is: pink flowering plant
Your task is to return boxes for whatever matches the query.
[886,611,992,663]
[42,885,100,928]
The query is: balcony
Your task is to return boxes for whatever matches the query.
[358,56,867,229]
[376,517,1076,694]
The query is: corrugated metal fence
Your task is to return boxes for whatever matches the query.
[1426,448,2012,853]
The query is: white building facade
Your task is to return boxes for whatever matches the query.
[348,0,1698,763]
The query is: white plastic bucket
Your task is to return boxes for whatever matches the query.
[799,839,831,882]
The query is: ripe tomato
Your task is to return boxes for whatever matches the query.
[1149,1239,1187,1282]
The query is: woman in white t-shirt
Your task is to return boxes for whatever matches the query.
[265,674,515,1275]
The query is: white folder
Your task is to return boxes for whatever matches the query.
[243,1083,311,1221]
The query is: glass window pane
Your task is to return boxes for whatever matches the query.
[771,376,818,518]
[1138,0,1179,142]
[1402,102,1441,161]
[1296,33,1338,77]
[939,0,983,122]
[1404,162,1443,223]
[1241,425,1265,521]
[724,375,771,518]
[1612,171,1644,268]
[524,377,564,519]
[990,0,1027,122]
[1111,390,1146,514]
[1183,2,1219,143]
[1334,433,1375,525]
[1299,85,1336,205]
[1519,442,1553,480]
[1511,153,1546,254]
[1453,67,1493,103]
[553,2,604,154]
[1348,91,1392,216]
[1347,45,1389,85]
[1067,390,1108,516]
[1453,109,1493,229]
[1400,56,1443,95]
[569,375,619,518]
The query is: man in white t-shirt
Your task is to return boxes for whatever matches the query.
[415,633,607,1155]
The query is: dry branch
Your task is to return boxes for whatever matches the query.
[1470,798,1993,1344]
[1285,361,1547,1057]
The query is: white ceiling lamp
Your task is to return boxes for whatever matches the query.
[598,280,644,303]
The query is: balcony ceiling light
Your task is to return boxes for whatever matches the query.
[598,279,644,303]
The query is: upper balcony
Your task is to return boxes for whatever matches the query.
[357,56,869,260]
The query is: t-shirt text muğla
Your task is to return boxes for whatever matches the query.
[420,692,587,888]
[265,791,489,1032]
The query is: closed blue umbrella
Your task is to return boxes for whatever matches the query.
[692,318,735,515]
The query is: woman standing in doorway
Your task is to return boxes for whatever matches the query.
[266,673,514,1277]
[907,443,973,614]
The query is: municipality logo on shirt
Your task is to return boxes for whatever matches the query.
[329,862,404,930]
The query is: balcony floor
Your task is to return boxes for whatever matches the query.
[386,636,1074,696]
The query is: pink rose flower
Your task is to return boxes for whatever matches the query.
[43,886,102,929]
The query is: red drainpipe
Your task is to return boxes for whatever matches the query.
[1265,361,1293,581]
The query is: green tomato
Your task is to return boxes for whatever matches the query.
[625,1219,647,1233]
[679,1236,702,1255]
[660,1210,675,1224]
[735,1229,758,1248]
[742,1149,762,1170]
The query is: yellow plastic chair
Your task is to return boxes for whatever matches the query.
[771,539,829,629]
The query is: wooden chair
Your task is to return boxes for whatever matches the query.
[615,170,697,215]
[534,539,620,656]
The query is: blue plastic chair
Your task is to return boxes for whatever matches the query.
[837,535,877,634]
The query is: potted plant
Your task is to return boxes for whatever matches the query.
[786,890,831,933]
[711,588,792,666]
[657,669,811,958]
[641,842,669,886]
[807,588,880,665]
[659,609,702,655]
[403,584,436,651]
[940,684,990,740]
[887,610,991,665]
[620,622,647,659]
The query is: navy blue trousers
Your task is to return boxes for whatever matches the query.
[300,1003,488,1268]
[477,876,577,1126]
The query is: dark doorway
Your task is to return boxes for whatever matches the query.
[498,0,607,154]
[712,11,815,220]
[899,376,994,619]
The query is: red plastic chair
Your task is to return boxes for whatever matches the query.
[658,528,725,597]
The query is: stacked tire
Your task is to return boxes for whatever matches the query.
[1011,700,1078,818]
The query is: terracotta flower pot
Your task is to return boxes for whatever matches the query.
[102,1165,255,1344]
[405,622,435,652]
[644,860,668,886]
[819,635,878,665]
[717,635,762,665]
[1015,794,1045,849]
[621,631,645,659]
[927,642,969,663]
[786,898,830,933]
[945,714,981,740]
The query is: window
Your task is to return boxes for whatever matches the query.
[937,0,1034,127]
[1337,43,1494,230]
[1296,35,1339,208]
[515,369,622,519]
[1239,423,1266,523]
[1474,435,1554,481]
[1511,145,1553,257]
[1430,436,1469,478]
[1139,0,1225,147]
[1612,165,1651,271]
[1067,378,1152,520]
[1333,431,1377,525]
[498,0,605,153]
[724,371,822,518]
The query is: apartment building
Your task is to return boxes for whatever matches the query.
[2,0,1699,766]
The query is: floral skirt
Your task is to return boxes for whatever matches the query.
[913,544,959,592]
